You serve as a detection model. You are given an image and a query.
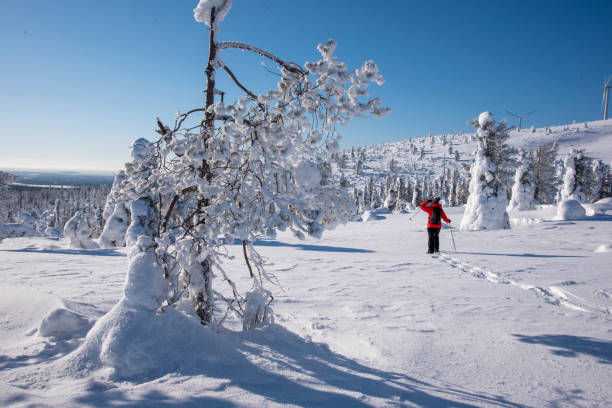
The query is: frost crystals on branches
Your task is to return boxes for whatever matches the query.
[116,1,390,330]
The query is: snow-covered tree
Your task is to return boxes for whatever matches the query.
[383,188,398,211]
[99,202,130,248]
[531,141,558,204]
[460,112,511,230]
[64,211,97,249]
[507,150,535,211]
[411,178,420,208]
[389,158,398,174]
[108,1,389,329]
[560,149,595,202]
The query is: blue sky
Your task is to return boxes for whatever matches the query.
[1,0,611,172]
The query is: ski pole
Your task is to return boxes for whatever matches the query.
[449,224,457,252]
[408,208,420,221]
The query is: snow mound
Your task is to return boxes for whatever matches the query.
[594,244,610,253]
[361,207,389,221]
[585,197,612,216]
[56,235,231,380]
[38,308,93,340]
[194,0,232,27]
[510,217,543,227]
[554,199,586,220]
[60,302,236,380]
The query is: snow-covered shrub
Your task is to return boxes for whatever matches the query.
[63,211,97,249]
[460,112,512,230]
[554,199,586,220]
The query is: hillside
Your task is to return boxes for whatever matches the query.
[340,118,612,191]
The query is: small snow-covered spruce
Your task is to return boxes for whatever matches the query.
[114,1,389,330]
[600,163,612,199]
[460,112,513,230]
[531,141,558,204]
[560,149,598,202]
[507,149,535,211]
[590,160,612,201]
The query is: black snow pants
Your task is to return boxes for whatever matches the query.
[427,227,440,253]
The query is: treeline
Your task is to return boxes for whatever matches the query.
[0,177,110,236]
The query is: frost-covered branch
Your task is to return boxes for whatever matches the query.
[218,41,307,75]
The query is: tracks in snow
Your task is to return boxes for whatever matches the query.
[435,253,611,317]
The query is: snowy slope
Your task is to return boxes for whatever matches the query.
[1,203,611,407]
[341,118,612,190]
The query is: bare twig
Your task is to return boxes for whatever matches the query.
[243,240,255,278]
[162,186,197,232]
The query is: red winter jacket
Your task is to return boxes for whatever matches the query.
[419,201,450,228]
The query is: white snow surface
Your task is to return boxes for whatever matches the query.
[1,204,611,407]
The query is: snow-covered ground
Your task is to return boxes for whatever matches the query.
[1,203,611,407]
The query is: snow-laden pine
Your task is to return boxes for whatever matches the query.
[460,112,512,230]
[507,150,535,211]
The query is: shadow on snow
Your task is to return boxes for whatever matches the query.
[451,251,585,258]
[0,248,124,257]
[3,325,524,407]
[252,240,374,253]
[73,325,524,407]
[513,334,612,365]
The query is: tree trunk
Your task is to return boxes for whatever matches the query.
[204,7,218,130]
[195,257,214,325]
[194,7,218,326]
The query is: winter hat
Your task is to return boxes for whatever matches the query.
[433,197,440,204]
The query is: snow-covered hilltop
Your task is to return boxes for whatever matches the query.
[340,118,612,191]
[330,118,612,217]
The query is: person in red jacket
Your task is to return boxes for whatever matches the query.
[420,197,451,254]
